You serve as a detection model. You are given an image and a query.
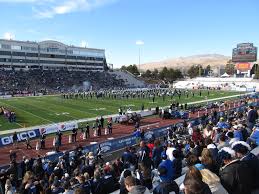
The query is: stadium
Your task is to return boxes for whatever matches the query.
[0,38,258,194]
[0,1,259,193]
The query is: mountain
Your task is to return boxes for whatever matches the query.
[140,54,231,71]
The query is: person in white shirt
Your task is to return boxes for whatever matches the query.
[166,144,176,161]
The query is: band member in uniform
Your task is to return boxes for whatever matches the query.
[12,131,18,149]
[40,133,46,149]
[25,134,32,149]
[72,128,77,142]
[85,123,90,138]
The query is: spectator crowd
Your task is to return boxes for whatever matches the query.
[0,69,125,95]
[0,98,258,194]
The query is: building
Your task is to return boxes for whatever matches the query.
[0,39,107,71]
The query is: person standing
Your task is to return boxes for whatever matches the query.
[9,150,16,162]
[56,130,63,146]
[108,121,112,134]
[40,133,46,149]
[96,144,104,163]
[247,106,258,130]
[85,123,90,138]
[25,134,32,149]
[100,116,104,129]
[12,131,18,149]
[97,123,102,136]
[72,128,77,142]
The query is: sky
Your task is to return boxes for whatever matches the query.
[0,0,258,68]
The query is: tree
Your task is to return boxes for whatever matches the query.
[187,65,203,78]
[205,65,211,76]
[159,67,169,80]
[142,69,152,78]
[120,64,140,76]
[152,69,159,78]
[225,63,235,75]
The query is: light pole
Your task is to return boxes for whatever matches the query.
[136,40,144,71]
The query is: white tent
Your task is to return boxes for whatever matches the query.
[221,72,230,77]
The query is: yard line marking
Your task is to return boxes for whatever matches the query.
[0,101,54,123]
[19,99,78,120]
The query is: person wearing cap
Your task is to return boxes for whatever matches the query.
[153,165,179,194]
[218,147,252,194]
[216,118,229,129]
[158,153,174,182]
[232,141,259,191]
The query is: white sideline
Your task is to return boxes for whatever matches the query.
[0,92,255,136]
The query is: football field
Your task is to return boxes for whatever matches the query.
[0,90,244,131]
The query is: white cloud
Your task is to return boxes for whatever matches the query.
[32,0,118,18]
[136,40,144,45]
[0,0,118,18]
[3,32,15,40]
[80,41,88,47]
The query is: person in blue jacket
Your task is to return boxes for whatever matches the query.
[233,125,243,141]
[247,126,259,146]
[158,154,175,182]
[153,166,179,194]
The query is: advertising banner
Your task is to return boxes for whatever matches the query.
[0,129,40,147]
[39,122,78,135]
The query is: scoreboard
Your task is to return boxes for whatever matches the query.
[232,43,257,62]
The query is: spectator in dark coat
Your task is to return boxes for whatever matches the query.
[152,140,163,169]
[172,150,182,179]
[218,147,253,194]
[138,141,151,169]
[232,141,259,191]
[121,147,133,166]
[91,170,105,194]
[205,138,218,162]
[247,106,258,130]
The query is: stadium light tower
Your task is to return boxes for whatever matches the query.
[136,40,144,71]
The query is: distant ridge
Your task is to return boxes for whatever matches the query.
[139,54,231,71]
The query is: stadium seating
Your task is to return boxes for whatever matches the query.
[0,69,126,95]
[109,70,146,88]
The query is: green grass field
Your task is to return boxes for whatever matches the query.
[0,90,244,131]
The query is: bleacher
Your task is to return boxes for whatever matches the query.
[109,70,146,88]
